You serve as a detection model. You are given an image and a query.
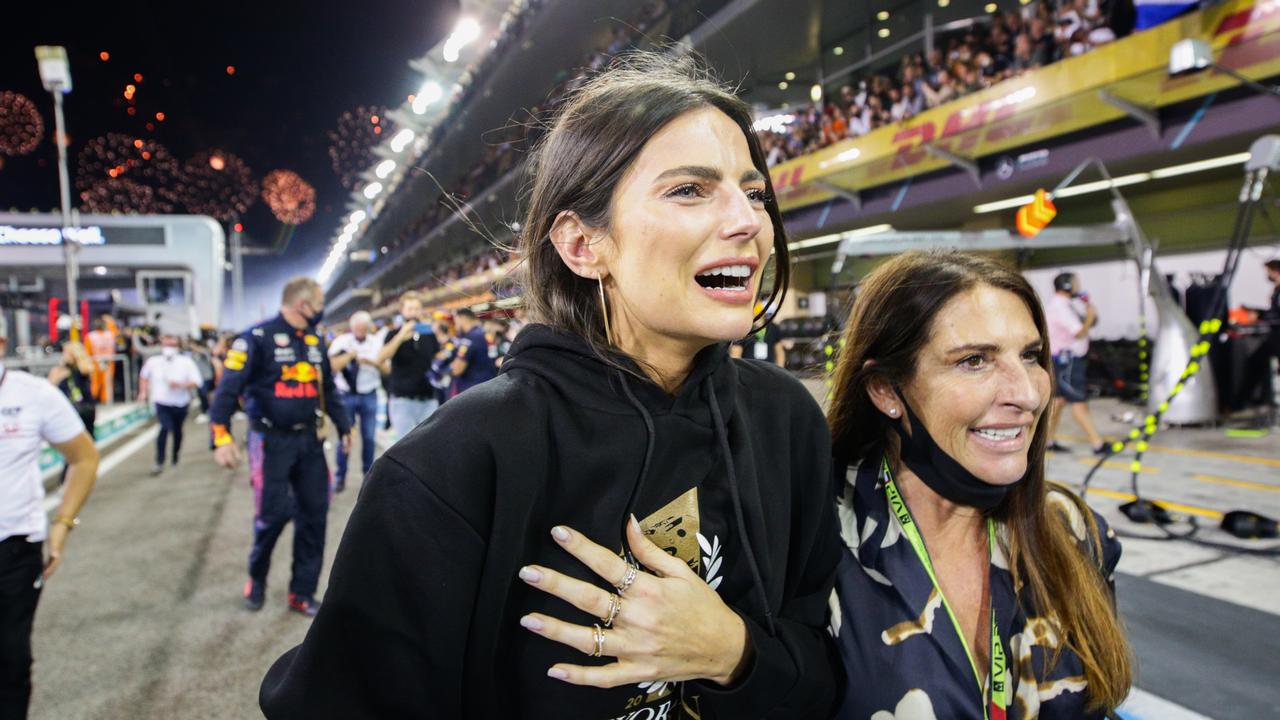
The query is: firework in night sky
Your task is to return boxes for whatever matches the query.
[0,91,45,157]
[261,168,317,225]
[327,105,391,190]
[75,133,181,212]
[176,149,257,221]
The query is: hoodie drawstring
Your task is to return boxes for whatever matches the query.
[615,370,657,568]
[705,376,777,636]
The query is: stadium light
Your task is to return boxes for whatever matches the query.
[972,151,1252,214]
[1169,38,1280,98]
[412,81,443,114]
[349,209,367,224]
[344,221,360,234]
[788,223,892,251]
[442,18,481,63]
[390,128,415,152]
[375,159,396,179]
[810,84,823,103]
[363,182,383,199]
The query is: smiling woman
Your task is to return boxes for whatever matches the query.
[827,251,1133,720]
[259,51,840,720]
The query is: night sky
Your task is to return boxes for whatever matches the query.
[2,0,457,326]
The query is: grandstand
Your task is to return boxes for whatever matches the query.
[323,0,1280,329]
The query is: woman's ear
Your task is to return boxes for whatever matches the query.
[863,362,903,420]
[549,210,608,281]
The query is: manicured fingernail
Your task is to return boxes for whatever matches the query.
[520,615,543,631]
[547,668,569,680]
[551,526,571,542]
[519,566,542,583]
[629,514,641,533]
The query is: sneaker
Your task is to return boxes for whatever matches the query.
[288,593,321,617]
[1093,442,1115,457]
[244,579,266,611]
[1046,442,1072,454]
[195,413,209,425]
[150,465,164,476]
[334,480,346,494]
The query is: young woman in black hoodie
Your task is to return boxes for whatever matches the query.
[259,53,841,719]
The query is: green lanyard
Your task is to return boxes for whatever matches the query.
[882,458,1009,720]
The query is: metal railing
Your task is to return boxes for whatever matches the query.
[6,352,137,403]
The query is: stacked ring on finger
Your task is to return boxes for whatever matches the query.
[600,593,621,628]
[591,623,606,657]
[615,563,638,595]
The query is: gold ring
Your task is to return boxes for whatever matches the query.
[600,593,622,627]
[615,563,638,595]
[591,623,606,657]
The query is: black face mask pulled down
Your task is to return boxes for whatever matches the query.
[892,402,1025,511]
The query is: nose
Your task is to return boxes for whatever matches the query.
[998,357,1043,415]
[718,185,763,244]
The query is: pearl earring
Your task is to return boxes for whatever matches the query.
[888,408,899,417]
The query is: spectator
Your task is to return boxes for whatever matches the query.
[376,292,442,441]
[328,311,385,493]
[0,313,99,720]
[137,334,203,476]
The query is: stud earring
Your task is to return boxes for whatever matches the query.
[888,408,899,417]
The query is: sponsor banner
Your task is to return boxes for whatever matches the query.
[770,0,1280,212]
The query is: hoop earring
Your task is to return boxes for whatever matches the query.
[597,273,614,347]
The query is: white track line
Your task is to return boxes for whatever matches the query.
[1116,687,1214,720]
[42,426,160,512]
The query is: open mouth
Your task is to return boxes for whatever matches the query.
[694,264,752,292]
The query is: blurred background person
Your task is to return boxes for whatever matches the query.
[85,317,117,405]
[375,292,440,441]
[1045,271,1109,454]
[1234,259,1280,411]
[729,302,786,368]
[137,334,203,476]
[449,308,498,395]
[327,310,384,492]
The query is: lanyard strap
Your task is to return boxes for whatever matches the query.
[882,458,1009,720]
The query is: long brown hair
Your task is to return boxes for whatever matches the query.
[828,250,1132,711]
[515,51,790,359]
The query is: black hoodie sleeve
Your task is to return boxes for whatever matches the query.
[259,436,492,718]
[694,388,842,718]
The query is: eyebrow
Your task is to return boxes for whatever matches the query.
[653,165,766,185]
[944,340,1043,355]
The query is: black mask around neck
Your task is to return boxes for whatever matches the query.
[892,402,1023,511]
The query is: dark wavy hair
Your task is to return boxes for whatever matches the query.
[515,51,790,361]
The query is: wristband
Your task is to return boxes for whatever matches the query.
[212,424,233,448]
[54,516,79,531]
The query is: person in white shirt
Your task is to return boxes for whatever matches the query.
[0,315,99,719]
[138,334,203,476]
[328,311,385,492]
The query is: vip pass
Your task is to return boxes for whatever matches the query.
[882,458,1009,720]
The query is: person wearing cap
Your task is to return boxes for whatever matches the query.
[208,277,351,617]
[0,313,100,719]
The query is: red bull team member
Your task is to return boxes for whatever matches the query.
[209,277,351,616]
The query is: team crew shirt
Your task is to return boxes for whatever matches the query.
[140,352,204,407]
[1046,293,1089,357]
[0,365,86,542]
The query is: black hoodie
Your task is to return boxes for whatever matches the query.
[260,324,841,719]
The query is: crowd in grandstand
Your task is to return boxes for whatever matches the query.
[761,0,1135,166]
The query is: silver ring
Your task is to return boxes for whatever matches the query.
[600,593,622,628]
[591,623,606,657]
[615,563,638,595]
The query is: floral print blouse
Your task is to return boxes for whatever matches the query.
[830,458,1121,720]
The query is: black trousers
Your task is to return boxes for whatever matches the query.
[0,537,43,719]
[247,429,330,596]
[155,403,189,466]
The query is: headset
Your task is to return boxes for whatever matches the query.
[1053,271,1076,295]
